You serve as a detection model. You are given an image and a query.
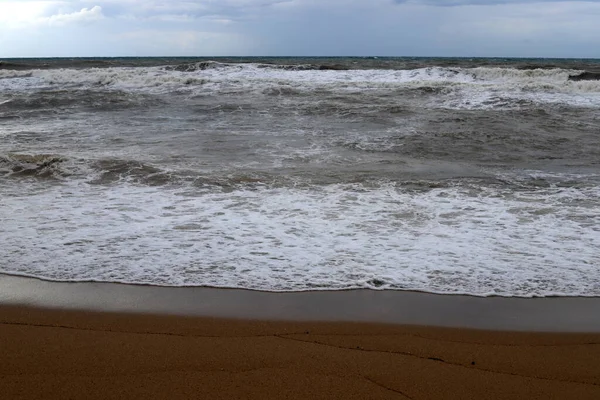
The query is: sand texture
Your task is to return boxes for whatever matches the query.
[1,305,600,399]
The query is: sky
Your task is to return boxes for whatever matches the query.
[0,0,599,58]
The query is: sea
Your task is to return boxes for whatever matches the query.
[1,56,599,297]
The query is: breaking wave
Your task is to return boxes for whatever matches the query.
[0,154,70,178]
[2,63,599,96]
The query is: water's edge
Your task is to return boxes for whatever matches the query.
[2,273,600,332]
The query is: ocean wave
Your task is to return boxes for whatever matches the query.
[470,67,577,82]
[162,60,348,72]
[90,159,180,186]
[0,153,70,178]
[3,150,598,194]
[0,154,173,183]
[1,90,159,114]
[1,179,598,296]
[0,64,596,90]
[163,61,230,72]
[0,153,283,187]
[568,71,600,81]
[1,64,599,112]
[0,61,40,71]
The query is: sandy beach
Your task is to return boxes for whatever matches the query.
[2,306,600,399]
[1,275,600,399]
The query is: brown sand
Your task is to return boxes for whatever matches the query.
[2,305,600,399]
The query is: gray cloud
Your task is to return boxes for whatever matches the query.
[1,0,599,57]
[45,6,104,26]
[394,0,600,5]
[84,0,292,20]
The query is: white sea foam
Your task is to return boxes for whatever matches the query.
[1,65,599,108]
[22,65,471,91]
[1,179,599,296]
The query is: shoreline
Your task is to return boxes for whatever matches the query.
[3,274,600,398]
[2,273,600,332]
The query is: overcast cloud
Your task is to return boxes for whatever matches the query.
[0,0,599,57]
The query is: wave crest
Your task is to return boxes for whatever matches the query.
[0,153,68,178]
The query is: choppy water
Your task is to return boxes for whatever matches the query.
[1,57,599,296]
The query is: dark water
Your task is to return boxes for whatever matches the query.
[1,57,599,296]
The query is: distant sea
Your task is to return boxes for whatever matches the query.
[1,57,599,297]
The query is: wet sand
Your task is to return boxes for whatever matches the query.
[3,274,600,331]
[1,274,600,399]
